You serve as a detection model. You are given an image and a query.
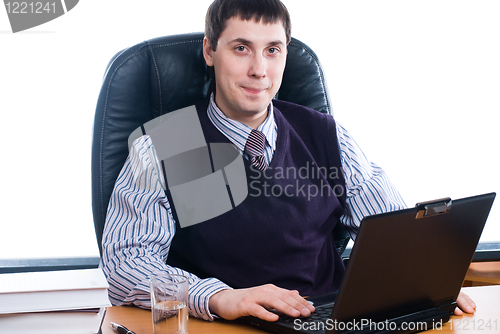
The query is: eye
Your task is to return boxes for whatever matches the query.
[268,47,280,54]
[235,45,247,52]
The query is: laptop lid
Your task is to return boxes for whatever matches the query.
[326,192,496,333]
[236,192,495,334]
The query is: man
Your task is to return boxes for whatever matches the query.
[101,0,475,323]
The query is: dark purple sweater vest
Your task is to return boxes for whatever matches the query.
[167,98,347,296]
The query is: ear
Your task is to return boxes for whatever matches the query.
[203,37,214,67]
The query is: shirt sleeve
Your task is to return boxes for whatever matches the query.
[336,123,407,240]
[99,135,231,321]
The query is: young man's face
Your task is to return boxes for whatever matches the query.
[203,17,287,127]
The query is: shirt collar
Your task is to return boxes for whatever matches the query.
[207,93,277,152]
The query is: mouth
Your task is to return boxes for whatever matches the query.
[242,86,267,94]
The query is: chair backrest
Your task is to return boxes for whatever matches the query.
[91,32,349,255]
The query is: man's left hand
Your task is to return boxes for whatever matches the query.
[454,291,476,315]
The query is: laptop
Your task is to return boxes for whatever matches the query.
[236,192,496,333]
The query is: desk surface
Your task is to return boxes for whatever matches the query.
[102,285,500,334]
[465,261,500,285]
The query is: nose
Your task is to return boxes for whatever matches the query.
[248,54,266,78]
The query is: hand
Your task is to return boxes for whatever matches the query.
[208,284,315,321]
[454,291,476,315]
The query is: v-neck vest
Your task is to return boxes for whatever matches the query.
[167,98,347,296]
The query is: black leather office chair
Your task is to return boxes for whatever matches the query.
[91,32,350,256]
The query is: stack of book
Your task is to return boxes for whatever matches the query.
[0,268,111,334]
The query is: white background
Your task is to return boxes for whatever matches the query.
[1,0,498,259]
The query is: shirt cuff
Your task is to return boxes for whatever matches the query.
[188,277,233,321]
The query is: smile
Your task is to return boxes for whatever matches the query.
[242,86,267,94]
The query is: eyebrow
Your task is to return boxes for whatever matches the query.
[228,38,285,47]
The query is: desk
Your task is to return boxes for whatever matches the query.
[102,285,500,334]
[463,261,500,286]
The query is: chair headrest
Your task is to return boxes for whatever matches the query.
[92,32,332,254]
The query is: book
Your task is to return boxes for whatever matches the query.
[0,307,106,334]
[0,268,111,314]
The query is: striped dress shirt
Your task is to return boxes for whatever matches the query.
[100,95,407,321]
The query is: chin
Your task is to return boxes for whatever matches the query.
[240,103,269,115]
[244,98,272,111]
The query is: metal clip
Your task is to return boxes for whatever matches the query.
[415,197,452,219]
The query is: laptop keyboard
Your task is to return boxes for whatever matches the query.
[279,304,334,324]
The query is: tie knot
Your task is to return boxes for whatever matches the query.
[244,129,268,171]
[245,129,266,157]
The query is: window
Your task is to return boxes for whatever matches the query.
[1,0,497,260]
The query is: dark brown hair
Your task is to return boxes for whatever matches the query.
[205,0,291,51]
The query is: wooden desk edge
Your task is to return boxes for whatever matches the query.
[102,285,500,334]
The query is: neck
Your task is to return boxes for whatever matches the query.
[214,99,269,129]
[237,109,268,129]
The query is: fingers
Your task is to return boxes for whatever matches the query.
[247,302,280,322]
[208,284,315,321]
[282,289,315,317]
[257,285,315,318]
[454,291,476,315]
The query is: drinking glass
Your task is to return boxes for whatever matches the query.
[150,274,189,334]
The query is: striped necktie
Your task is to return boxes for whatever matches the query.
[244,129,268,171]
